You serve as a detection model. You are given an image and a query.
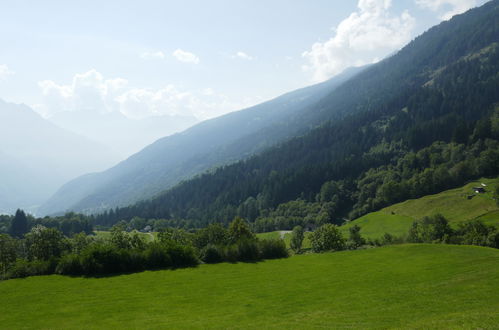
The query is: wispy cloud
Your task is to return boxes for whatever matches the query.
[0,64,14,80]
[172,49,200,64]
[140,51,165,60]
[235,51,254,60]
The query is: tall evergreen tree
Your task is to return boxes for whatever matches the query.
[10,209,28,238]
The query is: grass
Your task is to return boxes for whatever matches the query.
[343,177,499,239]
[0,244,498,329]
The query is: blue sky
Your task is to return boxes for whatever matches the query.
[0,0,486,120]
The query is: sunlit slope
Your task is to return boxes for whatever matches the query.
[0,245,498,329]
[343,177,499,239]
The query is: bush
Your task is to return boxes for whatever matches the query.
[56,254,83,275]
[78,244,130,275]
[221,239,260,262]
[143,242,172,269]
[8,258,55,278]
[259,239,288,259]
[310,224,346,252]
[455,220,499,248]
[290,226,304,253]
[407,214,452,243]
[235,239,260,262]
[165,243,199,267]
[200,244,224,263]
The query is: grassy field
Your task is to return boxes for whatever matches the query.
[1,244,498,329]
[343,177,499,239]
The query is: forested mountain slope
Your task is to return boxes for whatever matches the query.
[39,66,364,215]
[96,0,499,228]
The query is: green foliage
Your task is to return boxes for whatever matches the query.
[310,224,346,252]
[25,225,68,261]
[7,258,56,279]
[192,223,228,249]
[9,209,28,238]
[290,226,304,253]
[407,214,453,243]
[258,239,288,259]
[228,217,255,243]
[0,234,17,277]
[494,184,499,206]
[157,228,193,245]
[346,225,365,249]
[454,220,499,248]
[200,244,224,264]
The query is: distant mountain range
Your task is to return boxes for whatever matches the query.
[91,0,499,227]
[0,100,121,214]
[39,66,365,215]
[48,110,198,157]
[42,0,499,223]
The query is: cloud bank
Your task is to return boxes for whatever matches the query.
[302,0,415,82]
[35,69,260,120]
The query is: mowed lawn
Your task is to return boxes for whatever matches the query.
[342,177,499,239]
[1,244,498,329]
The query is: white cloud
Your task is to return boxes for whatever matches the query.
[416,0,477,20]
[140,51,165,60]
[37,69,127,117]
[36,70,260,120]
[302,0,415,82]
[236,51,254,60]
[0,64,14,80]
[172,49,200,64]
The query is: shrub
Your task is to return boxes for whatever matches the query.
[165,243,199,267]
[310,224,346,253]
[235,239,260,262]
[8,258,55,278]
[407,214,452,243]
[290,226,304,253]
[259,239,288,259]
[143,242,172,269]
[347,225,365,249]
[78,244,130,275]
[200,244,224,264]
[56,254,83,275]
[455,220,499,248]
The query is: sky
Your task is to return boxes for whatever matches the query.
[0,0,487,121]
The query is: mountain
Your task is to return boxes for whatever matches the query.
[94,0,499,228]
[39,66,365,215]
[49,110,198,157]
[0,100,120,214]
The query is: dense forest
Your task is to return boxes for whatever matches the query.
[94,1,499,230]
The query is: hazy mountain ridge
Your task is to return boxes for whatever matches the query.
[39,66,365,215]
[49,110,198,157]
[93,0,499,226]
[0,100,121,214]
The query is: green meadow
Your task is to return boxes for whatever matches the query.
[342,177,499,239]
[1,244,498,329]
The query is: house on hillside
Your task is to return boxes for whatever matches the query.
[473,187,486,193]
